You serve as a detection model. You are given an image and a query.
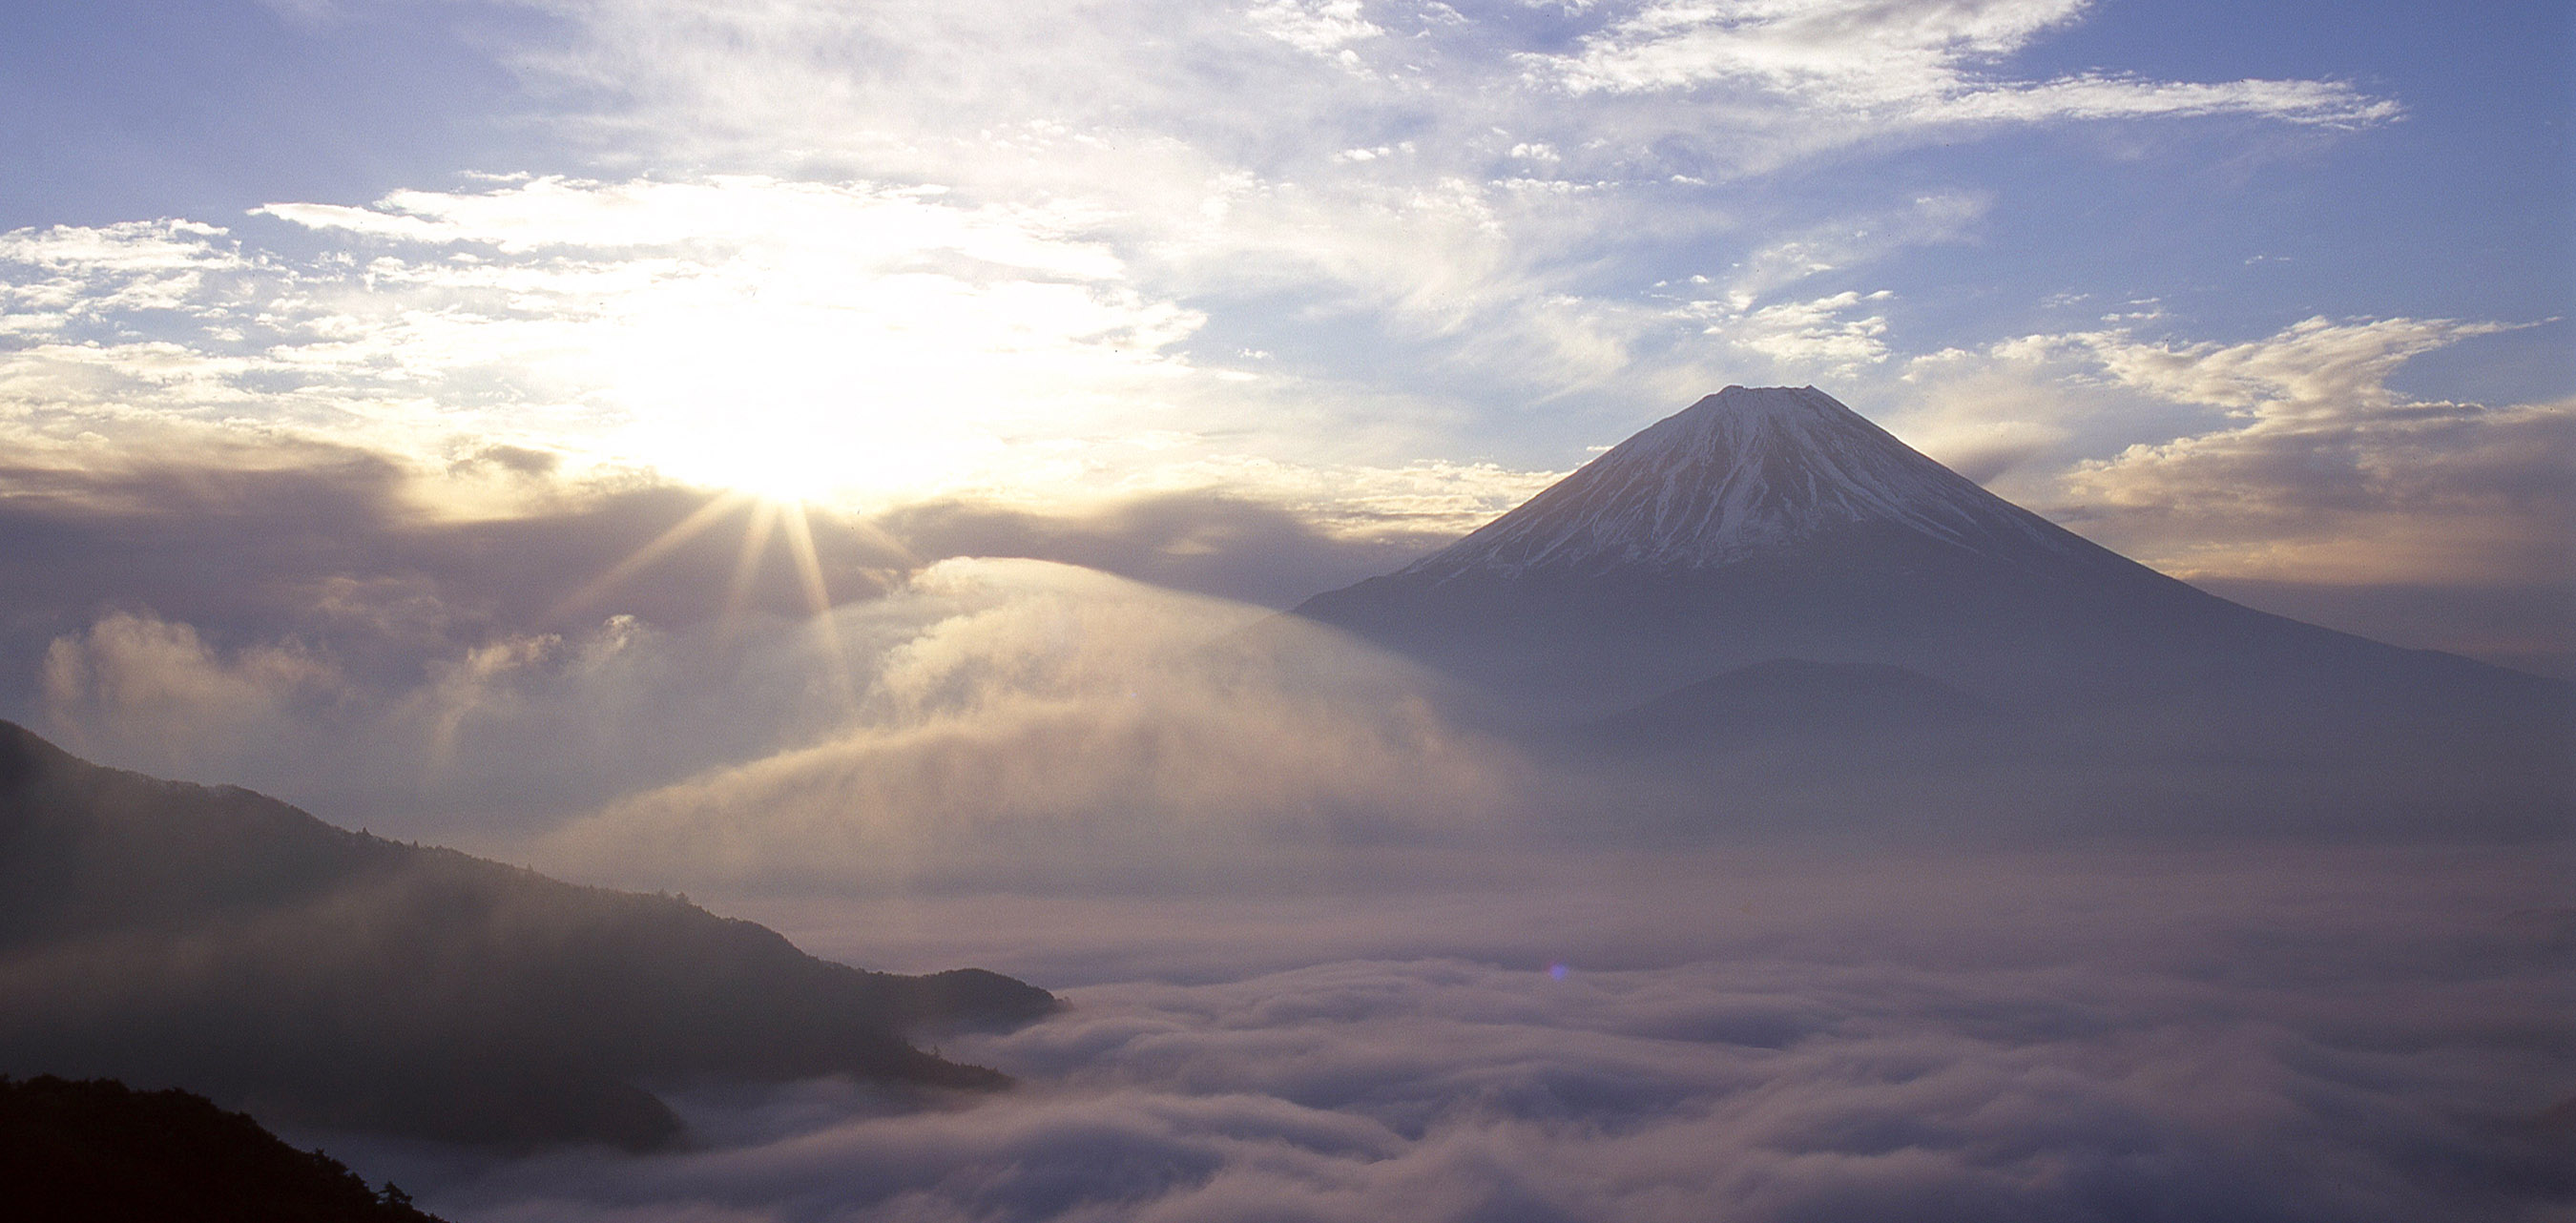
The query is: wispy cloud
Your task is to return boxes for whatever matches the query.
[1679,287,1899,376]
[1249,0,1388,59]
[1540,0,2397,136]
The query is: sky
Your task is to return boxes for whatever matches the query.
[5,7,2574,1220]
[1,0,2570,689]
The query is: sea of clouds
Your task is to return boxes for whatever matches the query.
[324,845,2572,1223]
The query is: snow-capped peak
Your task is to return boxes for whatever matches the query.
[1401,385,2079,580]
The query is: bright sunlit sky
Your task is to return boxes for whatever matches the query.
[2,0,2571,669]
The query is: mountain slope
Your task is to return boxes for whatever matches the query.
[0,722,1058,1149]
[1577,658,2001,755]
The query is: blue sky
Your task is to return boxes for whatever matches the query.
[1,0,2569,671]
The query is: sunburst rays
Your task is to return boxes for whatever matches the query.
[551,491,919,715]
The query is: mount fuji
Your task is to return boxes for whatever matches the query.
[1389,384,2124,585]
[1292,386,2569,825]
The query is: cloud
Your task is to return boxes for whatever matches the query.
[1540,0,2397,137]
[2070,394,2575,585]
[343,845,2575,1223]
[1883,316,2576,584]
[1714,193,1985,309]
[0,443,896,676]
[529,559,1525,891]
[1682,288,1899,377]
[29,602,851,835]
[874,491,1452,609]
[421,0,2403,441]
[1249,0,1386,59]
[39,612,346,777]
[260,176,1128,276]
[1,177,1227,505]
[0,441,1485,701]
[0,176,1578,518]
[1859,315,2576,673]
[2065,314,2514,418]
[2036,317,2572,586]
[538,0,2395,185]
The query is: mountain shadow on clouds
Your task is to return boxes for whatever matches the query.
[1296,387,2576,836]
[0,721,1058,1150]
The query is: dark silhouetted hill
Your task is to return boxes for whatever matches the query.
[0,1074,447,1223]
[0,722,1057,1150]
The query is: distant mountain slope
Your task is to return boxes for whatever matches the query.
[1578,658,2000,755]
[1,1074,447,1223]
[0,722,1057,1149]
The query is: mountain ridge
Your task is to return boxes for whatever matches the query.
[0,720,1059,1150]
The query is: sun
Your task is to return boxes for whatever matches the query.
[613,404,992,509]
[592,284,1020,508]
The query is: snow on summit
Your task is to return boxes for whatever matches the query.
[1402,386,2082,580]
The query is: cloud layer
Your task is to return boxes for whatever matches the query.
[338,846,2575,1223]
